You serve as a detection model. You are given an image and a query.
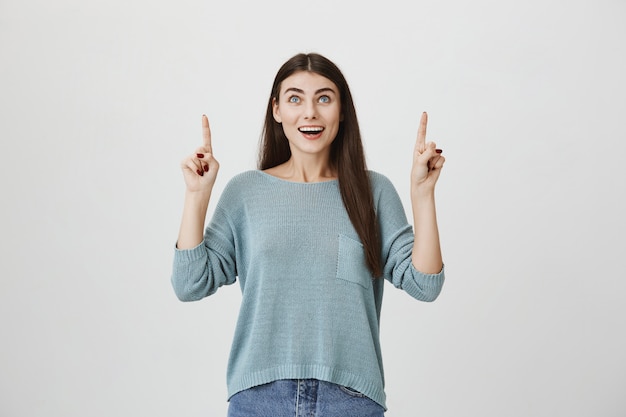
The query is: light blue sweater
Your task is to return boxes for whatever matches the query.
[171,170,445,410]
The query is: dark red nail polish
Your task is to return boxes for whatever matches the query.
[196,169,202,176]
[197,153,204,158]
[436,149,443,154]
[204,165,209,172]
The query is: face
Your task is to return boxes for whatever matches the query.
[272,71,342,161]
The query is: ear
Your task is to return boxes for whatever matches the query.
[272,98,281,123]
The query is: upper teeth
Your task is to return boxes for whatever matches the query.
[299,127,323,132]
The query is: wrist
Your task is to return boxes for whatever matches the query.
[411,184,435,200]
[184,189,212,212]
[185,187,212,201]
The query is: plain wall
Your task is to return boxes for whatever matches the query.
[1,0,625,416]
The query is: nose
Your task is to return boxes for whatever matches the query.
[303,100,318,119]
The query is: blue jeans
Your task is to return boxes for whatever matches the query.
[227,379,385,417]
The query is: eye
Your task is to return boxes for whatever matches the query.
[288,96,300,103]
[318,95,331,103]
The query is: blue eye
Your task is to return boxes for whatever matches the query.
[319,95,330,103]
[289,96,300,103]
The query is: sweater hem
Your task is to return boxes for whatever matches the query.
[227,363,387,411]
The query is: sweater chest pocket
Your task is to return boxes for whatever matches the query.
[336,234,373,290]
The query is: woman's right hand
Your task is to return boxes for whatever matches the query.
[180,115,220,194]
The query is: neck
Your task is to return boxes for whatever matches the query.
[267,156,337,183]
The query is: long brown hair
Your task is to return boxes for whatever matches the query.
[258,53,382,277]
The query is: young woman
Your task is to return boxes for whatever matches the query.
[172,52,446,417]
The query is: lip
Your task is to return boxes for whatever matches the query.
[298,125,325,140]
[298,125,325,132]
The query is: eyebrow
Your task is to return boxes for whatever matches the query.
[283,87,337,95]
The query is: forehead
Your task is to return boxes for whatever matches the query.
[279,71,338,94]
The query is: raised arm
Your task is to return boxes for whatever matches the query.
[410,112,445,274]
[177,115,220,249]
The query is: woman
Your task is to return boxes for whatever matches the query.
[172,52,445,417]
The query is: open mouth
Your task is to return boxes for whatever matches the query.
[298,126,325,136]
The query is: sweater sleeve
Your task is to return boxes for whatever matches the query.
[171,196,239,302]
[373,173,445,302]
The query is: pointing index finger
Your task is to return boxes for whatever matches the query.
[202,114,212,153]
[416,111,428,152]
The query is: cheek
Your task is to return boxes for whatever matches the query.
[325,105,342,122]
[277,108,298,125]
[280,120,300,141]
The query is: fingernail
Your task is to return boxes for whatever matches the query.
[436,149,443,154]
[204,165,209,172]
[196,169,203,176]
[197,153,204,158]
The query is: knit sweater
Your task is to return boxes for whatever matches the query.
[171,170,445,410]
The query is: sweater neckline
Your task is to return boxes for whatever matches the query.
[255,170,339,185]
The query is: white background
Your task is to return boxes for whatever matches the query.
[1,0,625,416]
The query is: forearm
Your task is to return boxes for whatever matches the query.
[176,190,212,249]
[410,188,443,274]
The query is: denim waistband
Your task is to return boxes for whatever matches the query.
[227,379,385,417]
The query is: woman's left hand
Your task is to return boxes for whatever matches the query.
[411,112,445,191]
